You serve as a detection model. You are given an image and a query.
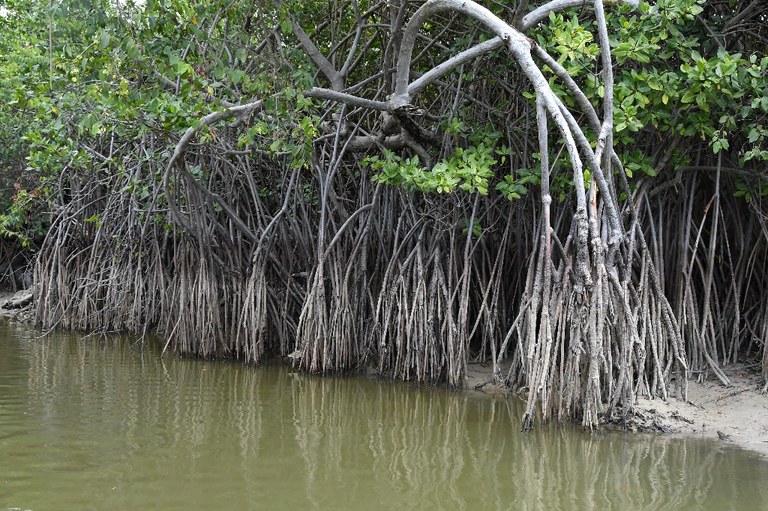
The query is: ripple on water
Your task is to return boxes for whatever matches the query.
[1,325,768,510]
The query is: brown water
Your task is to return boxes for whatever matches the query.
[1,322,767,511]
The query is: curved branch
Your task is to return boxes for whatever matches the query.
[531,43,623,240]
[522,0,638,29]
[407,37,504,97]
[394,0,589,210]
[163,100,264,233]
[321,185,381,260]
[394,0,528,105]
[532,45,600,130]
[593,0,615,167]
[311,0,640,130]
[290,17,344,90]
[398,0,640,100]
[165,100,264,173]
[304,87,391,111]
[339,0,363,80]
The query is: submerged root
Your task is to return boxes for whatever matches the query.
[34,150,768,429]
[32,83,768,432]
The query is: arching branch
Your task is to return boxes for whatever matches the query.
[523,0,639,29]
[393,0,590,217]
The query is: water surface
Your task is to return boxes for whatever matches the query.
[1,323,767,510]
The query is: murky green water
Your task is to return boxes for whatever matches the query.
[1,323,767,510]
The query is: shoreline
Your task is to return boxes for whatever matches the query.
[466,361,768,459]
[0,289,34,322]
[4,290,766,459]
[632,365,768,458]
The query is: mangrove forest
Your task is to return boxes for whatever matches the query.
[1,0,767,430]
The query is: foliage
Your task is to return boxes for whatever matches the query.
[366,131,501,195]
[2,0,765,233]
[537,0,767,193]
[0,187,47,249]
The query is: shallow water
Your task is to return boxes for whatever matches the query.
[1,323,767,510]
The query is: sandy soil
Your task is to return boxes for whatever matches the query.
[467,361,768,458]
[633,365,768,457]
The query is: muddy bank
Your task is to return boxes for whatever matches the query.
[632,366,768,458]
[0,289,34,322]
[466,362,768,458]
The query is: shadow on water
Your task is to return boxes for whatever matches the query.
[1,323,767,510]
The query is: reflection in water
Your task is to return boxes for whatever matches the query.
[1,324,767,510]
[286,375,768,511]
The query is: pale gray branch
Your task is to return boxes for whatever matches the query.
[593,0,615,166]
[523,0,638,29]
[290,18,344,90]
[162,99,264,240]
[339,0,363,79]
[394,0,589,214]
[407,37,504,96]
[305,87,391,111]
[166,100,264,173]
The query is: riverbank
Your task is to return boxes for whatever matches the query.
[4,286,766,459]
[0,289,34,322]
[632,365,768,458]
[467,362,768,458]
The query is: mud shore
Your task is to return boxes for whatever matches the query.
[467,361,768,458]
[0,290,34,322]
